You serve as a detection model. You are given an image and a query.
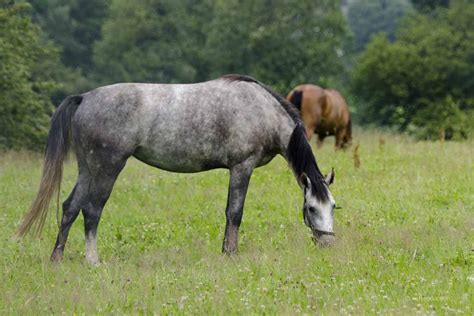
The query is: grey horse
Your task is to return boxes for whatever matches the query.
[16,75,336,264]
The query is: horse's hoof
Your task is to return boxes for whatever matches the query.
[50,251,63,263]
[85,256,100,266]
[222,251,238,256]
[222,246,238,255]
[86,259,100,267]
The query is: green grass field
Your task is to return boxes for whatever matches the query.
[1,130,473,314]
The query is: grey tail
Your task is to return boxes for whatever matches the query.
[16,95,83,238]
[289,90,303,111]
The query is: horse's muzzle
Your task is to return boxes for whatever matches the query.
[312,229,335,247]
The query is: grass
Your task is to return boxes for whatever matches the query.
[0,129,473,314]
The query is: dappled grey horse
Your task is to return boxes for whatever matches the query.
[17,75,336,264]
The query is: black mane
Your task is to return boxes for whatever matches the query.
[222,74,329,202]
[287,124,329,202]
[222,74,301,124]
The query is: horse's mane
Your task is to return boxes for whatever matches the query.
[222,74,329,202]
[222,74,301,124]
[287,124,329,202]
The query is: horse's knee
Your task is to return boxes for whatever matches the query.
[335,129,346,148]
[61,184,78,211]
[62,198,72,211]
[227,209,243,227]
[339,129,352,149]
[60,192,82,228]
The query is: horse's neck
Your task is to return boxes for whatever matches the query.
[278,118,298,159]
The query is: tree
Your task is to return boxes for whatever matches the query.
[351,0,474,139]
[411,0,449,12]
[205,0,348,92]
[93,0,213,84]
[347,0,413,53]
[27,0,110,98]
[28,0,109,72]
[93,0,349,92]
[0,1,60,150]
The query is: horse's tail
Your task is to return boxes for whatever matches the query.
[16,95,83,238]
[289,90,303,111]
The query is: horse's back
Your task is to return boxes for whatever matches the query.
[73,80,290,172]
[325,89,350,126]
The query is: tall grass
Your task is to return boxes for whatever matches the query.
[0,130,472,314]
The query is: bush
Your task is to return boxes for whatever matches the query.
[0,2,60,150]
[351,1,474,139]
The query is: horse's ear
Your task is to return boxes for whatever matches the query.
[299,173,311,191]
[325,168,335,186]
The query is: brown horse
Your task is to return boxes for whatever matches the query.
[287,85,352,149]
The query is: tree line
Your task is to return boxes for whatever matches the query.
[1,0,472,150]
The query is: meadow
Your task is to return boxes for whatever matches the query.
[0,129,472,314]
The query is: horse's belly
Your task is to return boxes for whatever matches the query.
[315,122,336,136]
[132,144,227,173]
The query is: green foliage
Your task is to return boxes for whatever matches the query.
[351,1,474,139]
[205,0,348,92]
[94,0,214,84]
[411,0,450,12]
[410,96,473,140]
[29,0,109,72]
[0,1,60,150]
[28,0,110,97]
[93,0,348,92]
[347,0,413,53]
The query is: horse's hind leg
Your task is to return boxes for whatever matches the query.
[51,148,128,264]
[342,125,352,148]
[81,157,127,265]
[335,128,347,150]
[222,160,254,254]
[51,173,90,261]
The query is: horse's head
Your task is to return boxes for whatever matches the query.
[300,169,336,247]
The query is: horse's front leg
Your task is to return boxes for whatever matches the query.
[222,161,254,254]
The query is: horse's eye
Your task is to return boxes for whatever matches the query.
[309,207,316,213]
